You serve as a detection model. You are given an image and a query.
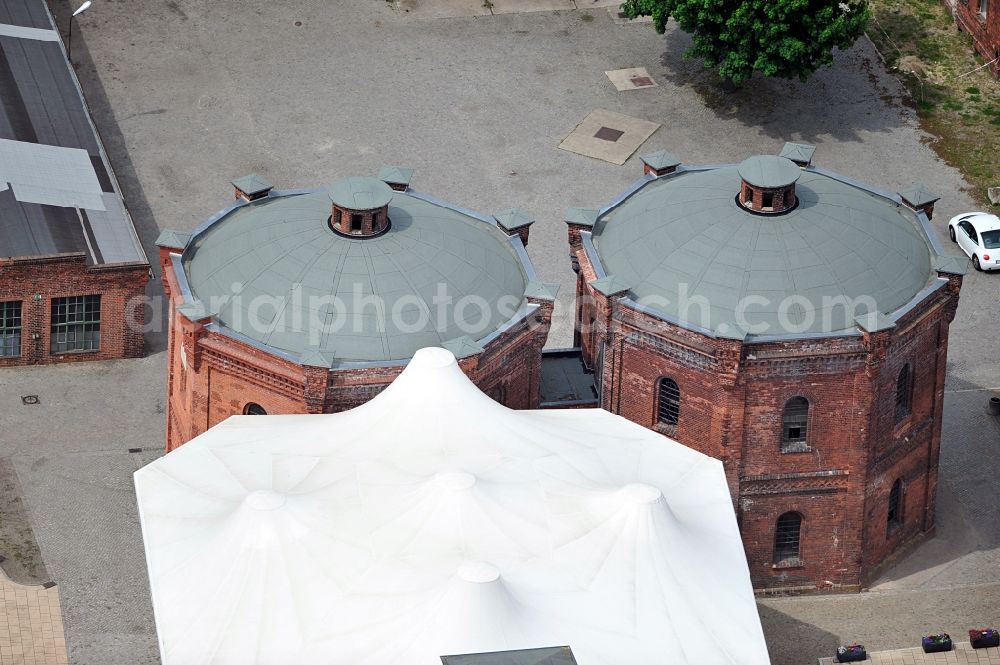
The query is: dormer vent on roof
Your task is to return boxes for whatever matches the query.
[232,174,274,201]
[736,155,800,214]
[328,177,394,237]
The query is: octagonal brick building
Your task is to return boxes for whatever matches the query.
[565,146,966,591]
[157,168,556,451]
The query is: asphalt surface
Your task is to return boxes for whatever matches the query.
[0,1,997,664]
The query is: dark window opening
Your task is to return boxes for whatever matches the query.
[350,214,363,232]
[243,403,267,416]
[887,479,903,532]
[51,295,101,353]
[657,378,680,427]
[781,396,810,452]
[895,364,912,423]
[774,512,802,566]
[489,383,508,405]
[1,301,22,357]
[761,191,774,209]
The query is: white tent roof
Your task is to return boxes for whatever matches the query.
[135,348,770,665]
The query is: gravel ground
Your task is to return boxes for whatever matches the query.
[1,2,996,663]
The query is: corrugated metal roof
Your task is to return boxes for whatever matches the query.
[0,0,145,265]
[736,155,801,188]
[0,0,52,30]
[594,166,935,336]
[183,188,531,362]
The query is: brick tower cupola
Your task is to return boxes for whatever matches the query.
[328,176,394,237]
[736,155,800,214]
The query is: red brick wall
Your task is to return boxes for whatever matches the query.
[160,250,552,450]
[952,0,1000,75]
[568,233,960,591]
[0,253,148,367]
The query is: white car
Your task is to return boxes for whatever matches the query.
[948,212,1000,272]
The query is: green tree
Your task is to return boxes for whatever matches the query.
[622,0,871,85]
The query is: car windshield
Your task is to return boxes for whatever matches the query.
[982,229,1000,249]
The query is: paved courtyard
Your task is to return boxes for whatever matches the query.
[0,572,69,665]
[0,1,998,664]
[818,643,1000,665]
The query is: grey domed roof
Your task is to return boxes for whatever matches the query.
[327,177,393,210]
[183,188,529,362]
[594,167,934,336]
[736,155,801,189]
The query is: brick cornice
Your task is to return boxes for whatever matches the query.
[199,335,305,400]
[871,417,933,469]
[740,470,851,496]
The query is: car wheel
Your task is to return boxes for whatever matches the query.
[974,255,983,271]
[949,226,956,242]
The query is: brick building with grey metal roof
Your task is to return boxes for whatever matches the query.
[157,169,556,451]
[0,0,149,367]
[564,145,966,591]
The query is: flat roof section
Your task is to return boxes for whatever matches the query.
[0,0,52,30]
[539,349,598,407]
[0,0,145,265]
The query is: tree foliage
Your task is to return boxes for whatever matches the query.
[622,0,871,84]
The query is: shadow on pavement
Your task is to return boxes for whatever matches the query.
[758,602,841,665]
[0,458,50,585]
[872,374,1000,587]
[654,24,908,144]
[49,2,169,355]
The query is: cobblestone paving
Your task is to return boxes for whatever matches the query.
[0,359,164,665]
[1,2,996,664]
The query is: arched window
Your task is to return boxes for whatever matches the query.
[774,512,802,566]
[243,402,267,416]
[780,397,810,453]
[657,378,680,427]
[894,364,912,422]
[887,479,903,532]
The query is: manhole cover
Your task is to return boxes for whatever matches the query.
[594,126,625,142]
[630,76,654,87]
[21,395,39,405]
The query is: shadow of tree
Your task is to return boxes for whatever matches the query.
[653,21,911,144]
